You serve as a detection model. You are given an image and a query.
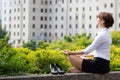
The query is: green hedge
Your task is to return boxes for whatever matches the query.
[0,45,120,76]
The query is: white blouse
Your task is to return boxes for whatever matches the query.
[83,28,112,60]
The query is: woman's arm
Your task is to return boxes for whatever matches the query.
[63,50,84,55]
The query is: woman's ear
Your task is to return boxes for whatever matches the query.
[101,20,105,25]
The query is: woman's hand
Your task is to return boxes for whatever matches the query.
[63,50,72,55]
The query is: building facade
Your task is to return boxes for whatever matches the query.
[2,0,120,46]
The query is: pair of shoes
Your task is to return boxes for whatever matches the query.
[50,63,65,75]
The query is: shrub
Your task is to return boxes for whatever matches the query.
[111,31,120,47]
[35,49,71,74]
[110,45,120,71]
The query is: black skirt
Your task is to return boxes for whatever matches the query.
[82,57,110,74]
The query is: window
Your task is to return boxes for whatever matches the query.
[89,7,92,11]
[18,40,20,44]
[55,16,58,20]
[69,8,72,12]
[110,3,113,8]
[82,24,84,29]
[18,16,20,20]
[50,0,52,5]
[119,23,120,28]
[4,17,6,21]
[119,13,120,18]
[69,16,72,20]
[62,0,64,3]
[45,16,47,21]
[33,16,35,20]
[22,40,25,44]
[24,0,26,4]
[33,8,36,12]
[41,8,43,13]
[14,32,16,36]
[61,25,63,29]
[41,16,43,21]
[55,0,57,4]
[14,24,16,28]
[49,8,52,13]
[89,16,92,20]
[96,25,98,28]
[32,24,35,29]
[49,25,51,29]
[33,0,36,4]
[17,32,19,36]
[82,13,85,19]
[32,32,35,37]
[82,0,85,3]
[61,16,64,20]
[45,8,47,13]
[55,33,57,37]
[89,33,91,37]
[61,8,64,12]
[83,7,85,11]
[69,33,72,36]
[18,8,20,12]
[49,33,51,37]
[76,8,78,12]
[40,25,43,29]
[69,24,72,29]
[44,24,47,29]
[14,9,16,12]
[23,16,25,20]
[76,24,78,29]
[55,24,57,29]
[44,32,47,37]
[89,24,92,29]
[76,0,78,3]
[61,33,63,37]
[45,1,48,5]
[13,40,15,44]
[104,3,107,8]
[49,16,52,21]
[76,15,78,20]
[14,16,16,20]
[55,8,58,12]
[96,6,99,11]
[23,8,26,12]
[9,24,11,29]
[23,24,25,28]
[17,24,19,28]
[41,0,43,4]
[9,9,11,14]
[4,10,6,14]
[19,0,20,4]
[9,17,11,21]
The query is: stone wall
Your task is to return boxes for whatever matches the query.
[0,71,120,80]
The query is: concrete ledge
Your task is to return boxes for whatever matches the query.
[0,71,120,80]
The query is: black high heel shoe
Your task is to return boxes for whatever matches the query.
[50,63,58,74]
[54,63,65,74]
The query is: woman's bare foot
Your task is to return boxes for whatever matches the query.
[70,67,82,73]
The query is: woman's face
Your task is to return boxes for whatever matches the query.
[97,18,105,28]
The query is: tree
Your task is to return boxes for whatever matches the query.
[22,40,37,51]
[0,24,7,40]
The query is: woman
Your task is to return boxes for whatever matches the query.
[63,12,114,74]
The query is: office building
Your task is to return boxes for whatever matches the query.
[2,0,120,46]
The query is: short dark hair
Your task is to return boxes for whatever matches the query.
[98,12,114,28]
